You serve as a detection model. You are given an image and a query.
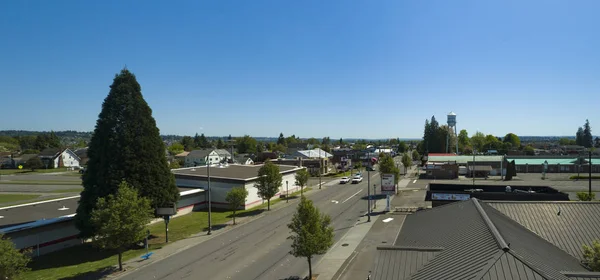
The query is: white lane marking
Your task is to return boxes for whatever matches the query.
[331,200,339,204]
[413,179,417,183]
[382,218,394,223]
[342,189,363,204]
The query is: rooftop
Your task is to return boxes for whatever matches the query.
[172,163,300,181]
[428,155,504,164]
[373,199,599,280]
[0,187,201,233]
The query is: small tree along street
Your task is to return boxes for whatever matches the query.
[0,234,30,279]
[378,154,400,184]
[225,187,249,225]
[76,69,180,238]
[401,152,412,174]
[255,160,282,210]
[294,168,309,196]
[90,181,153,271]
[287,196,334,279]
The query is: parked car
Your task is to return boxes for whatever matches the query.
[352,176,363,184]
[340,177,350,184]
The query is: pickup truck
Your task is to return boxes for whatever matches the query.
[340,177,350,184]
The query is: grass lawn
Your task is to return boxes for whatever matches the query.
[0,181,81,185]
[21,187,312,280]
[0,168,73,175]
[0,194,41,204]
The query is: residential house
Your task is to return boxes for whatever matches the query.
[234,154,254,165]
[74,148,89,166]
[214,149,233,163]
[38,148,81,168]
[174,151,190,162]
[184,149,231,167]
[12,154,38,168]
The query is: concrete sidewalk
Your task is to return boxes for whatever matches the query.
[107,178,339,279]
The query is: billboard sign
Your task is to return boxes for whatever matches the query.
[381,174,396,195]
[431,193,471,201]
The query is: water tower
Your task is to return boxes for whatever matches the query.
[447,112,458,154]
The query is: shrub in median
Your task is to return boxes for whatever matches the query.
[577,192,596,201]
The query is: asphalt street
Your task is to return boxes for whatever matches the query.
[120,172,380,280]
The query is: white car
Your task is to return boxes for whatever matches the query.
[352,176,363,184]
[340,177,350,184]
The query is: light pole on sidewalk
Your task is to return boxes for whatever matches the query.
[286,180,289,203]
[373,184,377,208]
[207,161,212,235]
[367,165,371,222]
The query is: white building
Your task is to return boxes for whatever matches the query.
[185,149,223,167]
[38,148,80,168]
[173,163,304,210]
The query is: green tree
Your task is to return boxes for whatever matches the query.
[583,240,600,271]
[255,161,282,210]
[167,143,184,156]
[439,125,456,153]
[287,196,334,279]
[559,138,576,146]
[169,160,181,169]
[76,69,180,238]
[306,138,319,145]
[21,149,40,154]
[458,129,470,150]
[401,152,412,174]
[286,135,298,146]
[90,181,153,271]
[503,133,521,148]
[225,187,249,225]
[294,168,310,195]
[0,234,31,279]
[412,150,420,161]
[273,144,287,153]
[180,136,194,151]
[397,141,408,153]
[16,135,37,151]
[378,154,400,184]
[25,156,43,171]
[470,131,486,152]
[236,135,258,154]
[355,161,363,172]
[321,137,331,146]
[523,145,535,156]
[584,120,593,148]
[484,134,501,150]
[256,142,265,153]
[577,127,585,146]
[216,138,226,149]
[277,133,286,146]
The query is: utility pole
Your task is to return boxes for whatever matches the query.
[286,181,289,203]
[207,162,212,235]
[319,148,322,189]
[472,150,476,186]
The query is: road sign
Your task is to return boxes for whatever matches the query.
[18,165,23,170]
[381,174,395,195]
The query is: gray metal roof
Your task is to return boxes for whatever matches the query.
[373,247,440,280]
[187,149,214,159]
[486,201,600,261]
[480,252,545,280]
[378,199,591,280]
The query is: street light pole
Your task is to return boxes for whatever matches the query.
[472,150,476,186]
[207,162,212,235]
[367,167,371,222]
[286,181,289,203]
[319,149,322,189]
[589,150,592,199]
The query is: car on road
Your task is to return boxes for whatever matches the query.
[340,177,350,184]
[352,176,363,184]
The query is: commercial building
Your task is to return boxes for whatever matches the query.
[173,163,305,210]
[426,183,569,207]
[426,154,506,176]
[0,187,204,256]
[372,199,600,279]
[507,156,600,173]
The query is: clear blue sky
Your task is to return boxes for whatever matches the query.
[1,0,599,139]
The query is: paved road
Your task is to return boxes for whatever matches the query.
[120,173,379,280]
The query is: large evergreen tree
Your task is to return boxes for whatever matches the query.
[76,69,180,238]
[576,127,585,146]
[584,120,593,148]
